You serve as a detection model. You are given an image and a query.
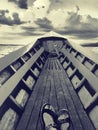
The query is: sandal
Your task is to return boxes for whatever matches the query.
[41,103,58,130]
[57,109,70,130]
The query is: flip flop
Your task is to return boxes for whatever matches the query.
[41,103,58,130]
[57,109,71,130]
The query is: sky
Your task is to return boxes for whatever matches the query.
[0,0,98,45]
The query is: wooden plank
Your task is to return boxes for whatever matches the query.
[55,59,60,70]
[51,59,53,69]
[49,70,58,112]
[44,58,48,70]
[44,59,58,111]
[28,59,59,130]
[58,61,95,130]
[46,59,50,70]
[16,62,49,130]
[37,71,51,130]
[58,71,83,130]
[48,58,51,69]
[53,69,67,110]
[26,75,48,130]
[53,59,58,70]
[37,59,60,129]
[26,61,53,130]
[55,60,83,130]
[53,59,73,130]
[56,59,62,70]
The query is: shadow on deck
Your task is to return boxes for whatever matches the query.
[16,57,94,130]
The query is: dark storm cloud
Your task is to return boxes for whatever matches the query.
[8,0,28,9]
[0,9,24,25]
[35,17,53,30]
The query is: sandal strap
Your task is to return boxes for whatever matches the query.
[58,117,70,125]
[45,123,57,130]
[43,109,58,121]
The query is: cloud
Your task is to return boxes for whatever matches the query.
[0,9,25,25]
[1,1,98,44]
[48,0,63,12]
[66,6,98,29]
[66,11,82,29]
[76,5,80,12]
[20,5,98,39]
[12,13,23,24]
[35,17,53,30]
[21,26,37,32]
[0,9,9,14]
[47,8,67,28]
[55,7,98,39]
[21,23,52,36]
[0,24,39,45]
[19,31,44,36]
[30,0,51,18]
[17,26,44,36]
[8,0,28,9]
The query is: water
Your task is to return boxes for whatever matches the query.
[82,47,98,54]
[91,47,98,53]
[0,45,23,58]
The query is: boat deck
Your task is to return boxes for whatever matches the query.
[16,57,94,130]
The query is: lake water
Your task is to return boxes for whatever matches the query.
[0,45,98,59]
[0,45,23,58]
[87,47,98,53]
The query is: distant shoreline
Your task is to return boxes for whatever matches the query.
[81,42,98,47]
[0,44,24,46]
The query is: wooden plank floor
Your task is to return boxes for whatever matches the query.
[16,58,95,130]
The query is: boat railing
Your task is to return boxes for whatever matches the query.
[59,41,98,129]
[0,42,48,130]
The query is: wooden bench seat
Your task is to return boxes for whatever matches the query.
[16,58,95,130]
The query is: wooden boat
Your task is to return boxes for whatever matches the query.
[0,32,98,130]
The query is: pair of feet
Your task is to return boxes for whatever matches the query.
[41,103,70,130]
